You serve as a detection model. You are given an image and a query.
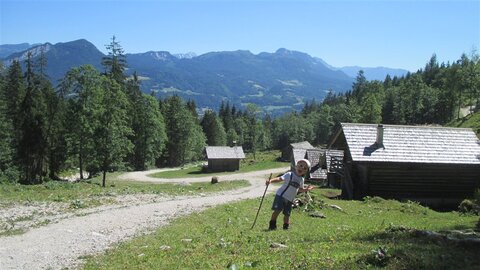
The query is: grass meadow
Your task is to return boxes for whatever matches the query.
[83,189,479,270]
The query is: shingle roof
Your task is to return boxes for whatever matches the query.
[340,123,480,164]
[306,149,327,179]
[290,141,314,149]
[205,146,246,159]
[292,149,307,165]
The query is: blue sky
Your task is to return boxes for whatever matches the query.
[0,0,478,71]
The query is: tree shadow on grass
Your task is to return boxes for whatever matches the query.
[186,170,206,175]
[350,227,480,269]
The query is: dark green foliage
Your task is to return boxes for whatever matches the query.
[17,52,49,183]
[272,112,314,149]
[306,105,335,145]
[94,77,133,187]
[4,60,25,128]
[297,52,480,144]
[201,110,226,146]
[0,67,18,183]
[127,76,167,170]
[61,65,104,179]
[161,96,206,166]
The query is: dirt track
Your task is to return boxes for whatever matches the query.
[0,167,288,270]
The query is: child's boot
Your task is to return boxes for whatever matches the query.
[283,223,289,230]
[268,220,277,230]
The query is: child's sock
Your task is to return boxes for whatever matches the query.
[268,220,277,230]
[283,223,289,230]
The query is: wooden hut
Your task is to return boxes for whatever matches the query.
[328,123,480,206]
[306,149,325,181]
[281,141,314,162]
[205,146,245,172]
[305,149,344,183]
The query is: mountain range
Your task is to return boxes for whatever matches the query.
[0,39,408,113]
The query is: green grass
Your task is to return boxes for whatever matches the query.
[0,172,249,207]
[0,228,26,237]
[447,111,480,136]
[150,150,289,179]
[83,189,479,270]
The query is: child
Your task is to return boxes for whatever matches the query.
[266,159,314,230]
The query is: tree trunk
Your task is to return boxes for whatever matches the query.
[79,149,84,180]
[457,89,462,119]
[102,170,106,187]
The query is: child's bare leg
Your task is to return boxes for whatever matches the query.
[271,210,282,221]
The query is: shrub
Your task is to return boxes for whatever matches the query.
[458,199,480,215]
[0,167,20,184]
[360,246,390,267]
[363,196,385,203]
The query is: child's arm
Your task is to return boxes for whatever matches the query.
[298,185,314,193]
[266,177,282,185]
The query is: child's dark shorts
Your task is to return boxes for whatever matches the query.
[272,195,292,216]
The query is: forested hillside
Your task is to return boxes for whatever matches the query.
[0,37,478,185]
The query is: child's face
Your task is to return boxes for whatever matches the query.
[296,161,309,176]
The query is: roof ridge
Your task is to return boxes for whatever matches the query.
[340,122,475,131]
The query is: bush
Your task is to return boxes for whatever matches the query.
[363,196,385,203]
[360,246,390,267]
[458,199,480,215]
[0,167,19,184]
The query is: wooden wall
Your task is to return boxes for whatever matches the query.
[354,162,480,205]
[208,159,240,172]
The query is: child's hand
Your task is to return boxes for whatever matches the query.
[265,179,270,185]
[307,185,314,191]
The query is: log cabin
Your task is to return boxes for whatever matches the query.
[328,123,480,206]
[205,146,245,172]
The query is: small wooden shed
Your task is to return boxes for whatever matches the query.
[205,146,245,172]
[328,123,480,206]
[282,141,314,162]
[306,149,344,183]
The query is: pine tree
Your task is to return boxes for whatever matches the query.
[128,81,167,170]
[305,104,334,144]
[359,93,382,124]
[102,36,127,84]
[352,70,368,102]
[94,76,133,187]
[36,45,48,78]
[0,68,18,182]
[201,110,226,146]
[4,60,25,135]
[17,52,48,183]
[39,76,65,179]
[61,65,104,179]
[162,96,206,166]
[423,54,440,85]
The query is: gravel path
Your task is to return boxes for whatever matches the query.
[0,167,288,270]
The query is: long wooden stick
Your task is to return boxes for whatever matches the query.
[251,173,273,229]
